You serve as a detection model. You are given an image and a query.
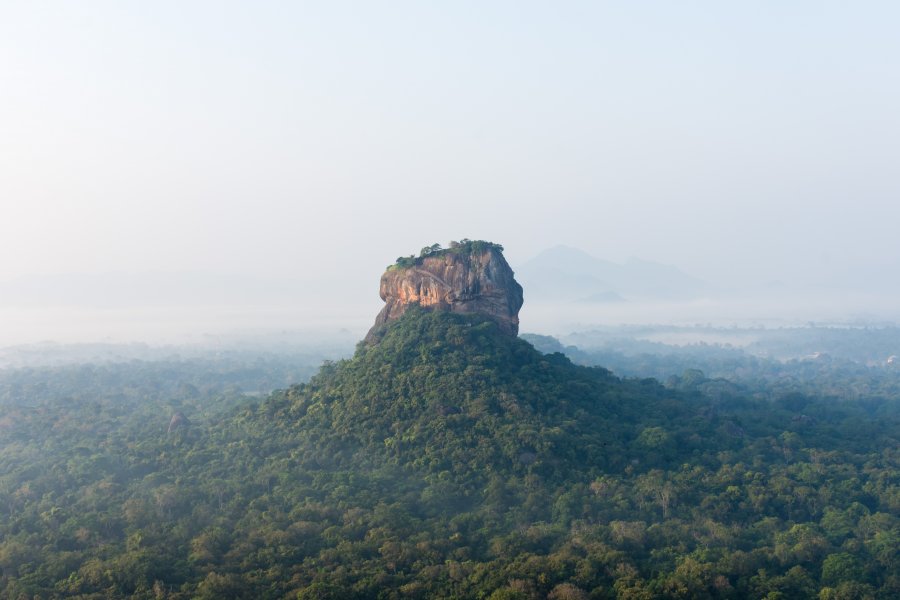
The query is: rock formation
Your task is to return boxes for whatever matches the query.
[366,241,524,341]
[167,411,190,435]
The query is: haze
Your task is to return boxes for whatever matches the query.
[2,2,899,344]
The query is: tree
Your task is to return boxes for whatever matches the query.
[822,553,865,587]
[420,243,442,257]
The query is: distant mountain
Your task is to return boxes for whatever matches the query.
[516,245,706,302]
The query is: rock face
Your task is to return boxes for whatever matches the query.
[367,242,524,341]
[167,411,190,435]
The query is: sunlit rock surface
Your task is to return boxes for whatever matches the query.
[366,242,524,341]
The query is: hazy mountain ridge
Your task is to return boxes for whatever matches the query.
[517,245,707,303]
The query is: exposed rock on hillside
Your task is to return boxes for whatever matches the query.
[167,411,189,435]
[366,241,524,341]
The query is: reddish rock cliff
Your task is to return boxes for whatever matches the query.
[366,242,524,341]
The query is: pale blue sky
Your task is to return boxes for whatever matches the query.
[2,1,899,295]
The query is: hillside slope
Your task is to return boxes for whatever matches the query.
[0,309,898,598]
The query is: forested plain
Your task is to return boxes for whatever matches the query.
[1,309,898,599]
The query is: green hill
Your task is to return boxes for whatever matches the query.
[0,309,898,599]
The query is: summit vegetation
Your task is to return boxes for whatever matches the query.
[0,309,898,598]
[390,240,504,270]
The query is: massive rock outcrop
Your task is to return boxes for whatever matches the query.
[366,241,524,341]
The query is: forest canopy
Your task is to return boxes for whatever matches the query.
[0,309,898,598]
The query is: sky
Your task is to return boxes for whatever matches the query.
[1,1,899,341]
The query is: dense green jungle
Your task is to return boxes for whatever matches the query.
[1,309,899,599]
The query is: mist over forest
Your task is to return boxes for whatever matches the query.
[3,1,900,598]
[2,304,899,598]
[2,243,899,348]
[2,254,899,599]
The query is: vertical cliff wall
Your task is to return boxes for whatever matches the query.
[366,242,524,340]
